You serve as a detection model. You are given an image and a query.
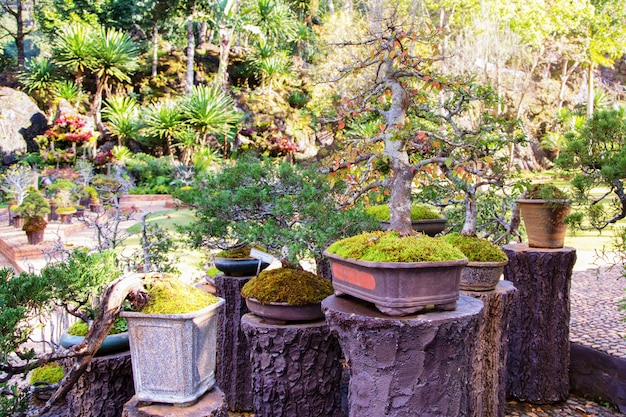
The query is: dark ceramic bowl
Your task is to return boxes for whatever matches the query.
[214,257,270,277]
[245,298,324,324]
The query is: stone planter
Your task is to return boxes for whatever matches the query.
[121,299,225,405]
[325,251,468,316]
[214,257,270,277]
[380,218,448,237]
[518,199,571,248]
[60,332,130,356]
[460,260,508,291]
[26,229,45,245]
[245,298,325,324]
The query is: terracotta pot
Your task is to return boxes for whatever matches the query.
[460,260,508,291]
[214,257,270,277]
[518,199,571,248]
[26,229,45,245]
[380,218,448,237]
[245,297,324,324]
[12,215,24,229]
[59,213,73,224]
[324,251,468,316]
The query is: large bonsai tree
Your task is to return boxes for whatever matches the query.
[319,8,521,236]
[177,156,376,277]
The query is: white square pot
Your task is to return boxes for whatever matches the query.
[121,299,224,404]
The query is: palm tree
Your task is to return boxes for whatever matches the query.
[18,57,58,112]
[87,27,140,130]
[53,23,94,89]
[182,85,241,155]
[142,100,186,156]
[243,0,298,45]
[209,0,242,91]
[102,95,141,146]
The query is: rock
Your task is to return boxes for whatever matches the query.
[0,87,48,164]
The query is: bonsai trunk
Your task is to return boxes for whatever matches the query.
[460,187,478,236]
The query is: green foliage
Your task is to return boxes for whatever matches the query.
[67,316,127,335]
[241,267,333,305]
[178,157,376,267]
[30,363,64,385]
[326,231,466,263]
[215,246,254,259]
[524,183,570,201]
[183,85,241,142]
[441,233,507,262]
[17,188,51,230]
[18,57,58,97]
[138,276,220,315]
[366,204,441,221]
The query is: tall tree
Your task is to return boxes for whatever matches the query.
[0,0,35,67]
[210,0,241,91]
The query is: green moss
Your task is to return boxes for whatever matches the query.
[441,233,507,262]
[30,363,64,385]
[140,276,220,315]
[326,231,465,263]
[56,207,76,214]
[365,204,441,221]
[67,317,128,336]
[215,246,252,259]
[241,268,333,305]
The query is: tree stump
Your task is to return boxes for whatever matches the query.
[322,294,483,417]
[241,314,344,417]
[461,280,518,417]
[214,274,253,412]
[62,350,134,417]
[122,387,228,417]
[502,243,576,403]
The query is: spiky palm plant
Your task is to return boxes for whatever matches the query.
[142,100,186,156]
[53,23,95,88]
[18,57,58,110]
[102,95,141,145]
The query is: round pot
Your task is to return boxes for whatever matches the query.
[26,229,45,245]
[460,260,508,291]
[325,251,468,316]
[380,218,447,237]
[518,199,570,248]
[214,257,270,277]
[59,331,129,356]
[245,298,324,324]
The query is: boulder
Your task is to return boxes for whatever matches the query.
[0,87,47,164]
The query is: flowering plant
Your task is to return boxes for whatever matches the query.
[45,115,95,144]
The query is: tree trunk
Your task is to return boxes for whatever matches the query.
[186,17,195,93]
[151,24,159,78]
[587,64,595,118]
[216,25,234,91]
[557,60,579,111]
[198,21,207,44]
[327,0,334,15]
[503,244,576,403]
[89,75,108,133]
[15,0,25,68]
[460,186,477,236]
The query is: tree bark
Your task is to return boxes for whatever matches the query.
[216,26,234,91]
[323,294,483,417]
[186,17,195,93]
[214,274,253,412]
[241,314,344,417]
[62,351,134,417]
[151,24,159,78]
[587,64,595,118]
[503,244,576,403]
[461,281,518,417]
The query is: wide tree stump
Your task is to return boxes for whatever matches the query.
[322,295,483,417]
[122,387,228,417]
[62,350,134,417]
[461,280,518,417]
[502,243,576,403]
[214,274,253,412]
[241,314,344,417]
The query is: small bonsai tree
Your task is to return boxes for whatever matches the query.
[441,232,507,263]
[17,188,51,232]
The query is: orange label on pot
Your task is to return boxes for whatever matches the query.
[331,264,376,290]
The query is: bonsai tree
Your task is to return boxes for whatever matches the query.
[178,156,376,277]
[319,9,521,236]
[17,188,51,233]
[441,233,507,263]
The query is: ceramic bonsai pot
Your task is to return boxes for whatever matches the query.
[214,257,270,277]
[380,218,448,237]
[518,199,571,248]
[325,251,468,316]
[460,260,508,291]
[244,298,324,324]
[59,332,130,356]
[26,229,45,245]
[121,299,225,405]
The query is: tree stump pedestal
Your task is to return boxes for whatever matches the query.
[502,243,576,403]
[214,273,253,412]
[122,387,228,417]
[461,280,518,417]
[322,294,483,417]
[62,350,134,417]
[241,313,344,417]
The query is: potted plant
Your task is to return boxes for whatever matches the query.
[121,274,225,405]
[17,188,51,245]
[324,231,468,316]
[441,232,508,291]
[518,183,571,248]
[59,317,129,356]
[29,362,64,401]
[241,267,334,324]
[366,203,447,236]
[213,245,271,277]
